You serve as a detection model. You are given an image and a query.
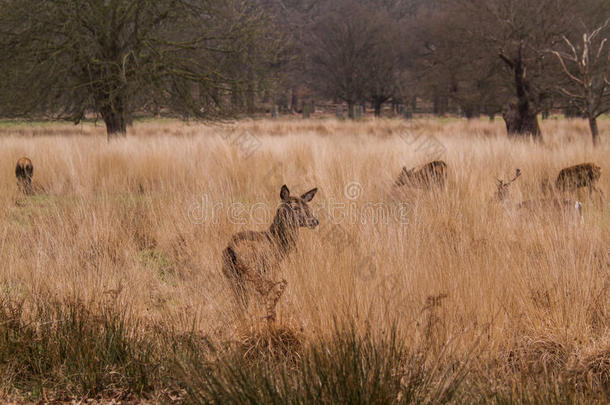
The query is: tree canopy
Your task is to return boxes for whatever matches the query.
[0,0,282,137]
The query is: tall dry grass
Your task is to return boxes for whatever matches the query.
[0,117,608,402]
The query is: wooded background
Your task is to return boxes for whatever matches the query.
[0,0,608,142]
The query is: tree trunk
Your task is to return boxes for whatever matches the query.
[588,115,599,146]
[290,88,298,113]
[500,47,542,140]
[564,105,580,118]
[246,84,255,115]
[502,102,540,139]
[101,106,127,140]
[262,90,270,103]
[231,85,242,109]
[348,102,355,119]
[463,105,479,119]
[373,98,383,117]
[396,104,404,116]
[433,95,447,116]
[392,100,399,115]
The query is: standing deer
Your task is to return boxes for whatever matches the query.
[15,157,34,195]
[394,160,447,189]
[222,184,319,322]
[556,163,604,203]
[495,168,583,223]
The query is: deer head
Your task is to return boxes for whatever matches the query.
[278,184,319,229]
[496,168,521,202]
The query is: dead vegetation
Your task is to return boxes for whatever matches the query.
[0,117,608,403]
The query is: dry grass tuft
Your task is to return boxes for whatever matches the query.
[235,322,305,364]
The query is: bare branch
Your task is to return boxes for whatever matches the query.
[555,86,585,99]
[499,52,514,69]
[562,35,578,61]
[596,38,607,59]
[551,51,583,85]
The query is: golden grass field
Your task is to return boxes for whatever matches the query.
[0,117,608,402]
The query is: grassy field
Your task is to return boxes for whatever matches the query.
[0,117,608,403]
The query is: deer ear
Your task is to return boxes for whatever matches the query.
[301,188,318,202]
[280,185,290,201]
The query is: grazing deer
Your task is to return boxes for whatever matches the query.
[394,160,447,189]
[556,163,604,203]
[222,184,319,322]
[515,199,583,223]
[495,168,583,223]
[15,157,34,195]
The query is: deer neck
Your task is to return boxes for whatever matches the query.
[269,206,299,255]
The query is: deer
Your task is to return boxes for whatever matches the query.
[15,157,34,195]
[394,160,447,190]
[222,184,319,322]
[555,163,604,203]
[495,168,584,224]
[495,168,522,207]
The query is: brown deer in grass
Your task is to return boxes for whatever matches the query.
[495,168,522,205]
[394,160,447,189]
[556,163,604,203]
[15,157,34,195]
[495,169,583,223]
[222,185,319,322]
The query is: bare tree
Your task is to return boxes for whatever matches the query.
[411,5,508,119]
[305,0,404,118]
[417,0,586,139]
[306,2,369,118]
[364,12,402,117]
[474,0,578,139]
[551,20,609,145]
[0,0,281,138]
[255,0,323,113]
[497,43,544,138]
